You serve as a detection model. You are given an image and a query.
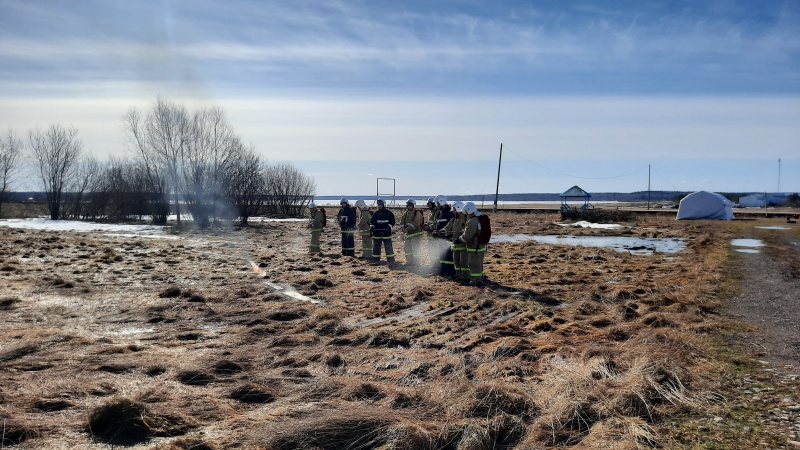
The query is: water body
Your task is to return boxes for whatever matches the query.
[755,226,791,230]
[491,234,686,254]
[731,238,764,254]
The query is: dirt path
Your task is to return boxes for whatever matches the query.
[722,223,800,447]
[726,227,800,368]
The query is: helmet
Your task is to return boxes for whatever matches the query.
[406,198,416,206]
[452,201,464,212]
[462,202,480,216]
[437,197,448,207]
[426,197,435,205]
[308,202,316,209]
[340,197,349,205]
[355,199,367,209]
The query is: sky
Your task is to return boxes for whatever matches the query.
[1,0,798,196]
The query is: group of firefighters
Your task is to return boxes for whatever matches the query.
[307,197,488,286]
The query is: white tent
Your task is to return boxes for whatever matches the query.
[676,191,734,220]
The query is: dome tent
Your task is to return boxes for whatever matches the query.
[676,191,734,220]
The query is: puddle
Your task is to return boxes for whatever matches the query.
[755,226,791,230]
[735,249,761,254]
[491,234,686,254]
[731,239,764,248]
[558,221,622,229]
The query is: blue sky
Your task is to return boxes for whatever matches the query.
[1,0,798,196]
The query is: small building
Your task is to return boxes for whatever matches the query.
[560,185,591,212]
[738,193,791,208]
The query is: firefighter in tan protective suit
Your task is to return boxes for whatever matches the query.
[400,198,425,267]
[307,203,325,254]
[355,199,373,259]
[445,201,469,282]
[457,202,487,286]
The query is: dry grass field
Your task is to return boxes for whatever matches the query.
[1,206,798,449]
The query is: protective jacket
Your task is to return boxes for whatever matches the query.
[337,206,356,229]
[401,209,424,237]
[309,210,325,230]
[425,206,440,232]
[436,206,454,233]
[460,216,487,251]
[446,212,467,241]
[357,208,372,235]
[370,208,395,237]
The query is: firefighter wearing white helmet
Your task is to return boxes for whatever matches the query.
[336,197,356,256]
[307,202,325,254]
[432,197,456,277]
[457,202,487,286]
[354,199,373,259]
[446,201,469,281]
[400,198,425,267]
[370,198,396,264]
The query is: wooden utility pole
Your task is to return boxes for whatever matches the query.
[493,143,503,213]
[647,164,651,210]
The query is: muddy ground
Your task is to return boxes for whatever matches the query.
[0,210,798,449]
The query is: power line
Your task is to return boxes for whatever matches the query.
[504,147,647,180]
[650,165,681,191]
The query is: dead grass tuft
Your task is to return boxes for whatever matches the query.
[1,419,39,446]
[85,397,150,445]
[257,408,402,450]
[0,296,20,310]
[229,384,275,404]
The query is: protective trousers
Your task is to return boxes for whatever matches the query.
[467,245,487,283]
[438,239,455,277]
[404,234,423,266]
[452,243,468,280]
[372,236,395,262]
[340,229,355,256]
[310,229,322,254]
[359,231,372,259]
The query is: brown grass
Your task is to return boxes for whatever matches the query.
[0,211,797,448]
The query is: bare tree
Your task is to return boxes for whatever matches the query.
[124,98,189,225]
[125,97,318,225]
[264,162,316,216]
[63,156,100,219]
[0,128,23,217]
[225,145,266,225]
[181,106,241,227]
[29,125,83,220]
[124,105,180,224]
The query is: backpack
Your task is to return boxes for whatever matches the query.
[477,214,491,244]
[319,208,327,227]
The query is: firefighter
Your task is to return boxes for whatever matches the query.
[447,201,469,282]
[458,202,487,286]
[307,202,324,254]
[433,197,455,277]
[370,198,396,265]
[355,199,373,259]
[336,197,356,256]
[400,198,424,267]
[423,196,440,268]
